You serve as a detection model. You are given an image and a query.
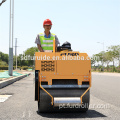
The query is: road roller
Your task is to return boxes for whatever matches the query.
[35,40,91,112]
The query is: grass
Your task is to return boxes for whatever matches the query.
[0,77,3,80]
[0,70,5,72]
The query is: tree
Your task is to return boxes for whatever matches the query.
[108,45,120,71]
[0,51,8,64]
[0,61,8,66]
[24,47,38,66]
[91,54,100,66]
[25,47,38,56]
[104,51,113,71]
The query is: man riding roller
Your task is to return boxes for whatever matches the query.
[35,19,60,52]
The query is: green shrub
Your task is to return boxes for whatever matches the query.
[0,66,8,70]
[13,66,21,70]
[0,66,33,70]
[0,61,8,66]
[117,70,120,73]
[21,66,28,70]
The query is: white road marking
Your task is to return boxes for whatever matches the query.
[0,95,12,102]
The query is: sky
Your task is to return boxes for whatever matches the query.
[0,0,120,57]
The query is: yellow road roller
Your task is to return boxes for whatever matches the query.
[35,40,91,112]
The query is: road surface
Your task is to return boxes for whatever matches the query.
[0,72,120,120]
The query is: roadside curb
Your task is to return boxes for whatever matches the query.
[0,73,31,89]
[92,72,120,77]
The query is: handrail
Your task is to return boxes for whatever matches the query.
[53,39,55,53]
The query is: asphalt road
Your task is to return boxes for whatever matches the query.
[0,72,120,120]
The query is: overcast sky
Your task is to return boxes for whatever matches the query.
[0,0,120,56]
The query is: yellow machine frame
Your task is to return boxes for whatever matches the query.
[35,40,91,105]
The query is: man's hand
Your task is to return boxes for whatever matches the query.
[37,44,44,52]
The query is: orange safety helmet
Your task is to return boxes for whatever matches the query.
[43,19,52,26]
